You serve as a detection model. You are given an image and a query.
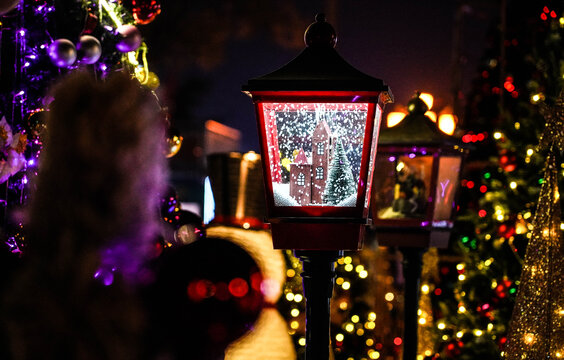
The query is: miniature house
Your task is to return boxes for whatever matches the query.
[289,120,333,205]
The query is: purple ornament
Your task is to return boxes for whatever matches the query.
[116,24,142,52]
[48,38,77,67]
[77,35,102,65]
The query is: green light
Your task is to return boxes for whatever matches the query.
[484,172,491,179]
[538,178,544,184]
[509,288,516,294]
[470,239,477,249]
[461,236,470,243]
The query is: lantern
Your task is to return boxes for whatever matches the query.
[243,14,392,250]
[370,92,467,248]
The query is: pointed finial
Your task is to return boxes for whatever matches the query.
[304,13,337,48]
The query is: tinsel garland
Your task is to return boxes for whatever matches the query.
[503,91,564,359]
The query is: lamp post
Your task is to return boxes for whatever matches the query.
[243,14,392,359]
[369,92,468,360]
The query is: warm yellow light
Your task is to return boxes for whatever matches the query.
[369,350,380,359]
[419,318,427,325]
[438,114,456,135]
[366,339,374,346]
[344,264,354,272]
[456,263,465,271]
[291,309,300,317]
[421,284,430,294]
[425,111,437,122]
[294,294,303,303]
[298,337,306,346]
[336,277,344,285]
[345,323,355,332]
[368,312,377,321]
[243,151,259,162]
[365,321,376,330]
[419,93,434,110]
[456,331,464,338]
[524,212,532,219]
[509,181,517,189]
[496,214,505,221]
[287,269,296,277]
[458,274,466,281]
[487,323,494,331]
[560,17,564,26]
[458,305,466,313]
[359,270,368,278]
[514,122,521,130]
[344,256,353,264]
[524,333,535,344]
[385,292,395,301]
[291,320,300,329]
[286,293,294,301]
[474,330,483,336]
[527,148,534,156]
[424,350,433,357]
[493,131,503,140]
[351,315,360,323]
[396,161,405,172]
[356,329,364,336]
[530,93,544,104]
[387,112,406,127]
[336,333,345,342]
[339,301,349,310]
[355,265,364,272]
[442,335,448,341]
[484,258,493,266]
[342,281,351,290]
[438,322,446,330]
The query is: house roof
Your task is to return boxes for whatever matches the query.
[293,148,309,164]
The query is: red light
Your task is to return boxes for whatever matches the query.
[480,185,487,193]
[466,181,475,189]
[482,303,490,310]
[434,288,442,296]
[481,70,489,78]
[228,278,249,297]
[543,6,549,13]
[511,91,519,98]
[541,13,548,20]
[447,343,455,350]
[471,135,478,142]
[550,10,557,18]
[250,271,262,291]
[505,76,513,83]
[462,134,472,143]
[500,155,508,164]
[393,337,403,346]
[461,179,467,187]
[492,87,500,94]
[375,343,383,350]
[511,39,518,46]
[504,82,515,92]
[478,209,487,217]
[477,133,485,141]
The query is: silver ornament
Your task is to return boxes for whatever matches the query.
[77,35,102,65]
[48,39,77,68]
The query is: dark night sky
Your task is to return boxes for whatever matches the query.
[145,0,496,153]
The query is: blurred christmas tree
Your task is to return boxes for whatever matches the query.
[431,2,563,359]
[0,0,163,255]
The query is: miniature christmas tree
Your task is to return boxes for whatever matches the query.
[324,140,356,205]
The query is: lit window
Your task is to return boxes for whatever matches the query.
[317,142,324,155]
[297,173,305,186]
[316,167,324,180]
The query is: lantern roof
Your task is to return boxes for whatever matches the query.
[378,93,458,147]
[242,14,392,98]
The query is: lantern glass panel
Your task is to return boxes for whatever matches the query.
[433,156,461,224]
[372,154,433,219]
[261,102,369,207]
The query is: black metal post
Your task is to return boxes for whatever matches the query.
[296,250,343,360]
[399,247,424,360]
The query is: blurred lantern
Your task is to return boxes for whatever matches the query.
[243,13,392,360]
[207,152,267,230]
[371,91,467,248]
[0,0,19,15]
[369,91,468,360]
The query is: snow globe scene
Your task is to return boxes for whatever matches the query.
[261,102,370,207]
[372,154,433,219]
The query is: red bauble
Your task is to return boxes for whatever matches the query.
[132,0,161,25]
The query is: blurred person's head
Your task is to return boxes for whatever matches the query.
[4,71,167,360]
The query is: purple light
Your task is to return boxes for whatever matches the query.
[16,90,25,96]
[408,153,416,158]
[28,159,35,166]
[352,95,360,102]
[388,156,396,162]
[100,63,108,71]
[420,221,430,227]
[19,29,26,36]
[104,25,114,31]
[29,55,36,59]
[421,150,427,155]
[24,62,30,67]
[22,176,28,184]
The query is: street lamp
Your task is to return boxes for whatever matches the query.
[243,14,392,360]
[369,92,467,360]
